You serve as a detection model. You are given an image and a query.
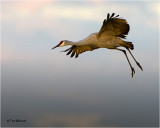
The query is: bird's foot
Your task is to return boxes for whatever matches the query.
[136,62,143,71]
[131,67,135,78]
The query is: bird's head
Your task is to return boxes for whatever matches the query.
[52,40,66,50]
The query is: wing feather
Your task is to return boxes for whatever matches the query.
[62,45,98,58]
[71,49,76,57]
[107,13,110,20]
[110,13,115,19]
[97,13,130,39]
[67,48,73,55]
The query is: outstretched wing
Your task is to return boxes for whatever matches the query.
[97,13,130,39]
[62,45,98,58]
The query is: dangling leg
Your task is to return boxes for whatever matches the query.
[126,48,143,71]
[115,48,135,77]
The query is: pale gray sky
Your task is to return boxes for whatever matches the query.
[1,1,159,127]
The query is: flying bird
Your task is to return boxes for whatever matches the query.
[52,13,143,77]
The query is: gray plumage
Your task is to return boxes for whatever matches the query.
[52,13,143,77]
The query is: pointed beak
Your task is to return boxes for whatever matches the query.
[52,44,59,50]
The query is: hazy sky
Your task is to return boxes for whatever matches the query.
[1,1,159,127]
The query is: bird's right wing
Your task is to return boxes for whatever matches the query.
[62,45,98,58]
[97,13,130,39]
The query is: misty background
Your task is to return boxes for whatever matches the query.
[1,1,159,127]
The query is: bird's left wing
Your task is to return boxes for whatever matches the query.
[97,13,130,39]
[62,45,98,58]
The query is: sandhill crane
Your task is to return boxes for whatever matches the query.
[52,13,143,77]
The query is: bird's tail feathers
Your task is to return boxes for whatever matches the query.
[122,41,134,50]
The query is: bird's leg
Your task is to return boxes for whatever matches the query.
[126,48,143,71]
[116,48,135,77]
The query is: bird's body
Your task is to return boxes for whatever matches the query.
[76,33,129,49]
[52,13,143,77]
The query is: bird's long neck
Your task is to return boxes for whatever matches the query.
[64,32,98,46]
[64,40,76,46]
